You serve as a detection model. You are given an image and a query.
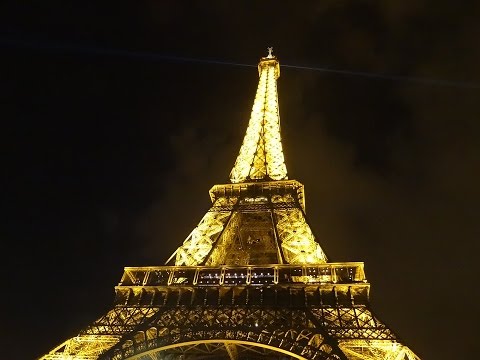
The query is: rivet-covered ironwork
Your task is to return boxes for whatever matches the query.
[40,50,420,360]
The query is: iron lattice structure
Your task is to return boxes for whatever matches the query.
[41,50,420,360]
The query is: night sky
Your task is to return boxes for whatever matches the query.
[3,2,479,359]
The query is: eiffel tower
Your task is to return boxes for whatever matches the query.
[41,49,421,360]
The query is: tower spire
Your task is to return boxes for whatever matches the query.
[229,49,288,183]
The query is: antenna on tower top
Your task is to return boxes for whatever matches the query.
[267,47,274,58]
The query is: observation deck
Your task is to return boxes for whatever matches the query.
[209,179,306,211]
[115,263,370,308]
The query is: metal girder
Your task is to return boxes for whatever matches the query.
[99,306,348,360]
[39,51,420,360]
[339,340,421,360]
[224,341,238,360]
[39,307,159,360]
[272,194,328,264]
[230,55,287,183]
[174,196,237,266]
[40,335,120,360]
[170,191,328,267]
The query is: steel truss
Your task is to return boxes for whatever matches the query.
[171,180,327,267]
[40,51,420,360]
[41,264,415,360]
[229,56,286,183]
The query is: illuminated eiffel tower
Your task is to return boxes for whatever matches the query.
[41,49,421,360]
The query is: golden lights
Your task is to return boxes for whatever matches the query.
[230,57,287,183]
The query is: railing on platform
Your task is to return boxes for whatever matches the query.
[118,263,366,287]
